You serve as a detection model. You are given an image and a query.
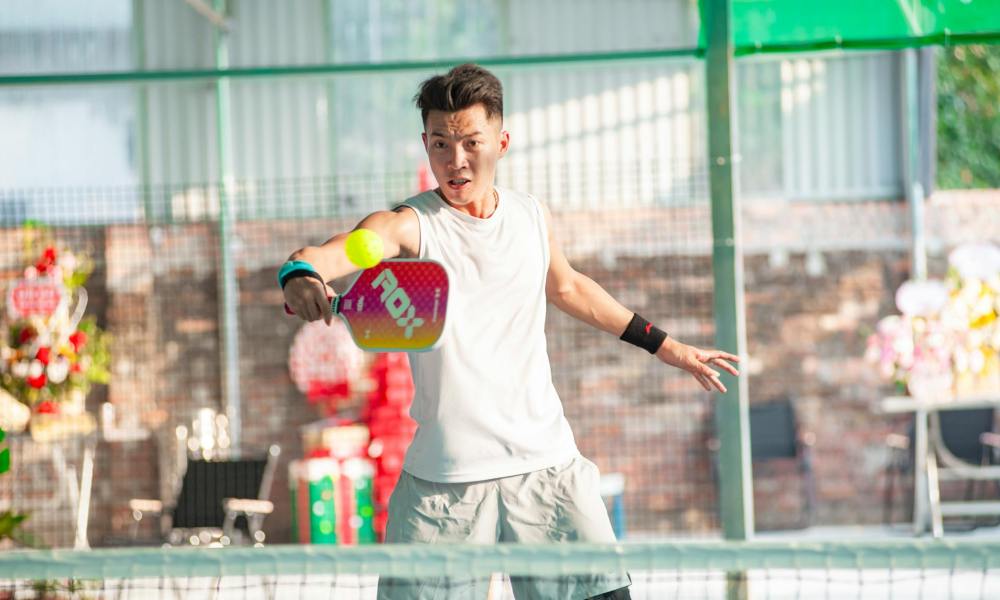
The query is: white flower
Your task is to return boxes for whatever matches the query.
[11,361,29,378]
[27,360,44,378]
[59,252,77,272]
[46,358,70,384]
[895,279,949,317]
[892,332,915,358]
[949,242,1000,281]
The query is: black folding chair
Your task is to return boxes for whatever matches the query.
[707,397,816,529]
[748,398,817,528]
[130,445,281,546]
[883,408,1000,527]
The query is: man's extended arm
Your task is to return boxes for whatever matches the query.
[282,207,419,323]
[541,202,739,392]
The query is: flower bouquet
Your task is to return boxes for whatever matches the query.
[0,235,110,440]
[944,243,1000,397]
[866,242,1000,400]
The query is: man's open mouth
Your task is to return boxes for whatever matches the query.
[447,178,471,190]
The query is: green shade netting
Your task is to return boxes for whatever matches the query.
[701,0,1000,54]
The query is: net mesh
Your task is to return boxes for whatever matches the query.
[2,541,1000,599]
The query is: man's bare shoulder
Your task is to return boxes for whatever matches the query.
[357,205,420,259]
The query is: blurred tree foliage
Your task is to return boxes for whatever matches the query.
[936,45,1000,189]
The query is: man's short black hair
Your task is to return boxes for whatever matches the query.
[414,63,503,126]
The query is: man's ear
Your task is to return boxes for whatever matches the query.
[498,129,510,157]
[421,131,428,150]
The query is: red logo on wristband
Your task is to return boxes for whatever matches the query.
[644,323,652,334]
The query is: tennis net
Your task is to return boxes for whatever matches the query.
[2,539,999,599]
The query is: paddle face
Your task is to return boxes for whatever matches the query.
[333,259,448,352]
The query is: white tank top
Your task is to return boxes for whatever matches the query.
[393,187,580,482]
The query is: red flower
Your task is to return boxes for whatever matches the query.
[27,373,47,389]
[36,347,51,365]
[71,362,83,373]
[69,331,87,352]
[18,327,36,345]
[36,400,58,414]
[36,246,58,274]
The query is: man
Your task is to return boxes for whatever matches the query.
[281,64,739,599]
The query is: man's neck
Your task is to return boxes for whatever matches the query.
[436,187,498,219]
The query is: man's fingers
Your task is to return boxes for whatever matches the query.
[296,301,311,321]
[287,299,306,320]
[313,297,328,321]
[702,350,740,363]
[294,297,321,321]
[696,370,727,393]
[693,372,711,391]
[284,277,332,322]
[692,363,728,393]
[710,357,740,376]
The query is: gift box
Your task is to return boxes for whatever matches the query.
[289,454,376,545]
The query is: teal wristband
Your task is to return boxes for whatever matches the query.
[278,260,319,288]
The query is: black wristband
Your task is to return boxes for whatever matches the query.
[619,313,668,354]
[279,268,326,290]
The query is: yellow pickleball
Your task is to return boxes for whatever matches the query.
[344,228,384,269]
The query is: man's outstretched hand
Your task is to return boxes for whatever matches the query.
[655,338,740,393]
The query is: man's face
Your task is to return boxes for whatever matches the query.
[422,103,509,208]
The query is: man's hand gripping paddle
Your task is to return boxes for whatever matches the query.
[285,259,449,352]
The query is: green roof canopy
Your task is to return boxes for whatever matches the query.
[705,0,1000,55]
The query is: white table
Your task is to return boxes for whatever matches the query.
[877,394,1000,537]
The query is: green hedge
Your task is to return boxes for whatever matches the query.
[937,45,1000,189]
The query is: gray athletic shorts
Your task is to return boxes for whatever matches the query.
[376,455,631,599]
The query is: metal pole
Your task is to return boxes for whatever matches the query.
[0,49,703,88]
[323,0,339,217]
[903,48,927,280]
[213,0,241,450]
[705,2,753,596]
[705,0,753,541]
[132,0,152,222]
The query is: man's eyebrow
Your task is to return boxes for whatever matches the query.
[429,130,484,138]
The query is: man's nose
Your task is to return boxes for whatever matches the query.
[447,145,467,170]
